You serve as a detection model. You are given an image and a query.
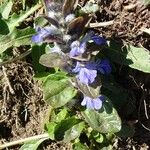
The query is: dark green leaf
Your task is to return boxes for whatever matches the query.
[43,74,77,108]
[116,124,135,138]
[32,44,46,72]
[81,97,121,133]
[54,117,84,142]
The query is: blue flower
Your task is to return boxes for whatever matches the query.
[69,31,106,57]
[91,35,106,45]
[72,62,97,85]
[72,59,111,85]
[81,95,105,110]
[69,41,86,57]
[95,59,111,74]
[32,26,58,43]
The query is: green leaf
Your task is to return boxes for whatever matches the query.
[43,74,77,108]
[143,0,150,5]
[101,76,128,109]
[0,27,35,54]
[55,108,69,123]
[116,124,135,138]
[80,1,99,14]
[32,44,46,72]
[106,41,150,73]
[75,79,101,99]
[81,97,121,133]
[6,4,41,33]
[39,52,71,69]
[19,138,47,150]
[45,122,57,140]
[1,0,13,19]
[54,117,84,142]
[72,142,89,150]
[0,19,9,34]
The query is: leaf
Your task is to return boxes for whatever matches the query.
[72,142,89,150]
[116,124,135,138]
[81,97,121,133]
[54,117,84,142]
[6,4,41,33]
[143,0,150,5]
[101,76,128,109]
[1,0,13,19]
[43,74,77,108]
[80,1,99,14]
[0,27,35,54]
[39,52,71,69]
[0,19,9,34]
[106,41,150,73]
[55,108,69,123]
[45,122,57,140]
[32,44,46,72]
[19,138,47,150]
[75,79,101,99]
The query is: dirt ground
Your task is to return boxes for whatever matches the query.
[0,0,150,149]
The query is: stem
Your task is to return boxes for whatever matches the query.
[0,133,49,149]
[89,20,114,28]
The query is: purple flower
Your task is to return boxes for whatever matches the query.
[72,62,97,85]
[95,59,111,74]
[81,95,105,110]
[32,26,58,43]
[69,41,86,57]
[91,35,106,45]
[69,31,106,57]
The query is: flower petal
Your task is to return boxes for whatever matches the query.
[92,98,102,110]
[92,35,106,45]
[78,68,97,85]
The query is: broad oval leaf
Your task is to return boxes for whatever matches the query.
[43,74,77,108]
[54,117,84,142]
[39,53,71,69]
[81,97,121,133]
[106,41,150,73]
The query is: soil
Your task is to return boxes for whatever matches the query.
[0,0,150,150]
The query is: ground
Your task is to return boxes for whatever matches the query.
[0,0,150,149]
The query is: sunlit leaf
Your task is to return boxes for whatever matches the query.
[43,74,77,108]
[1,0,13,19]
[81,97,121,133]
[0,27,35,54]
[106,41,150,73]
[19,138,48,150]
[72,142,89,150]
